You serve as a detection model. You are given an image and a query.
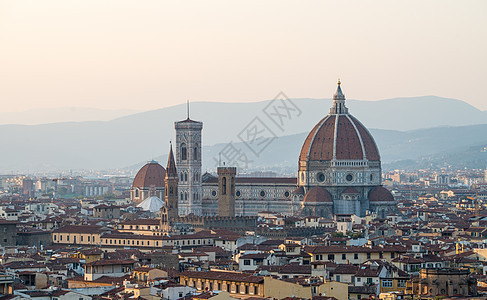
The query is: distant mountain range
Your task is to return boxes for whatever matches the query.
[0,107,139,125]
[199,125,487,173]
[0,96,486,173]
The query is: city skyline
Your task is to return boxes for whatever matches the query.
[2,2,487,300]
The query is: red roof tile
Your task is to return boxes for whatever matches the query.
[299,113,380,162]
[303,187,333,203]
[132,161,165,188]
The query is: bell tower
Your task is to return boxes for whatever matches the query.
[175,102,203,215]
[218,166,236,217]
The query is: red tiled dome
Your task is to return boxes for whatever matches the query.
[132,161,166,188]
[342,187,360,194]
[299,114,380,162]
[303,187,333,203]
[368,186,394,202]
[299,81,380,163]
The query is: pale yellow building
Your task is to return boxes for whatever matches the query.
[179,270,348,300]
[263,277,348,300]
[307,245,406,265]
[52,225,104,245]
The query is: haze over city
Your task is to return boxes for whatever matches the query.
[1,0,486,113]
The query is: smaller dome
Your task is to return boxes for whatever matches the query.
[368,186,395,202]
[133,161,166,188]
[293,186,305,195]
[137,196,165,212]
[303,187,333,203]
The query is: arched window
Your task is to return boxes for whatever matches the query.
[135,189,139,197]
[181,143,187,160]
[193,145,198,160]
[184,173,188,182]
[180,173,184,181]
[222,177,227,195]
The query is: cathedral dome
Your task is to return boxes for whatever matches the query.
[299,81,380,162]
[132,161,166,188]
[303,187,333,203]
[368,186,394,202]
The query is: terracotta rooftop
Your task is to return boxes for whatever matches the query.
[53,225,105,234]
[203,177,297,185]
[299,113,380,162]
[132,161,165,188]
[332,264,360,274]
[119,219,161,226]
[86,259,137,266]
[368,186,395,202]
[303,187,333,203]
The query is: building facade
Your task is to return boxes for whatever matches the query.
[175,117,203,216]
[202,176,296,216]
[199,81,396,218]
[130,81,396,219]
[411,268,477,297]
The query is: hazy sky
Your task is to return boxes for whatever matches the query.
[1,0,486,112]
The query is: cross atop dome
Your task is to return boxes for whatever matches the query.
[330,79,349,115]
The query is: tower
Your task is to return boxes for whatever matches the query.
[165,143,179,220]
[175,105,203,215]
[218,166,236,217]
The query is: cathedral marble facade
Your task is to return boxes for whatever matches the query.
[131,81,397,219]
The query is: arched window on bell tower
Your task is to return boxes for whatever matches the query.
[193,145,198,160]
[181,143,187,161]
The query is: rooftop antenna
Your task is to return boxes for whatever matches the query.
[187,99,190,119]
